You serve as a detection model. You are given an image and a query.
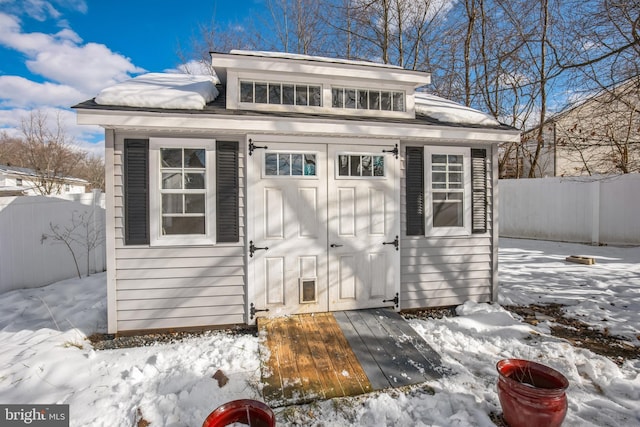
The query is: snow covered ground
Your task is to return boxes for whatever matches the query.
[0,238,638,426]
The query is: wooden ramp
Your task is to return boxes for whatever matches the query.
[258,309,443,407]
[335,309,444,390]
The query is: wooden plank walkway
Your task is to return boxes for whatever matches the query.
[258,309,443,407]
[259,313,373,407]
[335,309,444,389]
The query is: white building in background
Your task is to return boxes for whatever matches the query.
[0,164,88,196]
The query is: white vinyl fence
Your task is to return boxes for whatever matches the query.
[499,174,640,245]
[0,191,106,293]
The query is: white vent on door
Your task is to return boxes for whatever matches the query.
[299,278,317,303]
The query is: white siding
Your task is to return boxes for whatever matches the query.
[399,142,495,309]
[112,135,245,332]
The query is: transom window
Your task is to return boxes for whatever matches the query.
[332,88,405,112]
[337,154,385,177]
[265,152,317,177]
[240,81,321,106]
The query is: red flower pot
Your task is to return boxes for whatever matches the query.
[202,399,275,427]
[496,359,569,427]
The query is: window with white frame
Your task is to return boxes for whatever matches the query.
[264,152,317,177]
[331,87,405,112]
[336,153,385,177]
[425,146,471,235]
[149,138,215,245]
[240,80,322,106]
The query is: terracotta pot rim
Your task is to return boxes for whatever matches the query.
[496,358,569,391]
[203,399,274,427]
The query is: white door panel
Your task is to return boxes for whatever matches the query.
[249,140,400,319]
[251,143,328,317]
[328,145,400,311]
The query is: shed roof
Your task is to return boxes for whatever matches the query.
[77,83,514,131]
[211,50,431,87]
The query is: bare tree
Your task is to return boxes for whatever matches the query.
[15,110,85,195]
[75,154,105,191]
[0,131,23,166]
[462,0,478,106]
[261,0,329,54]
[177,17,255,77]
[182,0,637,179]
[41,209,104,278]
[41,216,83,279]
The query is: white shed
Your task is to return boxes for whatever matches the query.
[74,50,520,334]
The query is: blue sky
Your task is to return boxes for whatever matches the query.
[0,0,265,156]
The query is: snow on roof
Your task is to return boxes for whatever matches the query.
[95,73,219,110]
[229,49,404,70]
[0,164,88,183]
[415,92,501,127]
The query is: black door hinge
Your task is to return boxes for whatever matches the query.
[250,303,270,320]
[249,240,269,257]
[383,235,399,251]
[382,143,399,159]
[383,292,399,308]
[248,139,268,156]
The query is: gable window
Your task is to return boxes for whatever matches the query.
[332,88,405,112]
[16,178,22,186]
[240,81,321,106]
[149,138,215,246]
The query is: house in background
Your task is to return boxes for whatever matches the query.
[74,50,519,334]
[0,164,88,196]
[502,77,640,178]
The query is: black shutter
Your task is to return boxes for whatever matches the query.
[405,146,425,236]
[471,148,488,233]
[216,141,239,242]
[123,139,149,245]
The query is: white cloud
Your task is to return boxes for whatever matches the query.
[11,0,60,21]
[1,0,87,21]
[0,75,85,108]
[27,41,144,94]
[0,9,128,157]
[0,12,145,95]
[53,0,87,14]
[75,135,104,159]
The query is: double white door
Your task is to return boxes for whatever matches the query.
[249,141,400,319]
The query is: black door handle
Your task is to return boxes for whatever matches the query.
[330,243,343,248]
